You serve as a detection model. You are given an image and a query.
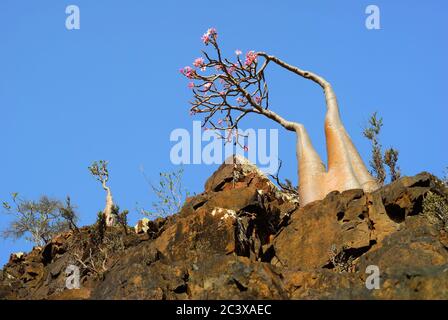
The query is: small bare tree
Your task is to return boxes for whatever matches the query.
[2,193,78,246]
[269,159,299,198]
[59,196,79,232]
[89,160,116,226]
[181,28,378,206]
[140,167,189,218]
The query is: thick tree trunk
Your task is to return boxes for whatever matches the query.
[294,124,326,205]
[256,53,379,206]
[323,84,379,193]
[293,84,379,206]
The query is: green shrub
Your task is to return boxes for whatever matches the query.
[363,112,401,185]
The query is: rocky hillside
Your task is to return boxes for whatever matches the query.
[1,157,448,299]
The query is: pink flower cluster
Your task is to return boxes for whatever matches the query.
[180,66,195,79]
[245,51,257,66]
[193,57,204,67]
[201,28,217,45]
[193,57,206,71]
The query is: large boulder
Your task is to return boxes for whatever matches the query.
[273,173,448,271]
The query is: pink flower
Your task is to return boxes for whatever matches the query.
[236,97,245,104]
[243,145,249,152]
[188,82,194,89]
[201,33,210,44]
[193,57,204,68]
[180,66,195,79]
[219,91,225,96]
[254,96,262,104]
[244,51,258,66]
[215,65,223,71]
[203,82,212,91]
[193,58,207,72]
[235,49,242,56]
[207,28,217,37]
[201,27,218,45]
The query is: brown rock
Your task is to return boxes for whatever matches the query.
[204,155,277,194]
[1,166,447,300]
[273,188,373,271]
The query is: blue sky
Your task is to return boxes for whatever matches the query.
[0,0,447,266]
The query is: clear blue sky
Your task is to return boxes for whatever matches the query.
[0,0,447,266]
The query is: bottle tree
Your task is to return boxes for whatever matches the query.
[180,28,379,205]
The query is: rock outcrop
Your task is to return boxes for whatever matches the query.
[1,157,447,299]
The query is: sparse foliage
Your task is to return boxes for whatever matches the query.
[384,148,401,182]
[93,211,106,245]
[1,193,79,246]
[88,160,110,184]
[363,112,401,185]
[363,112,386,184]
[181,28,269,148]
[141,168,189,218]
[113,205,129,235]
[59,196,79,232]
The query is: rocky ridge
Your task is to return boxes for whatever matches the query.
[1,156,448,299]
